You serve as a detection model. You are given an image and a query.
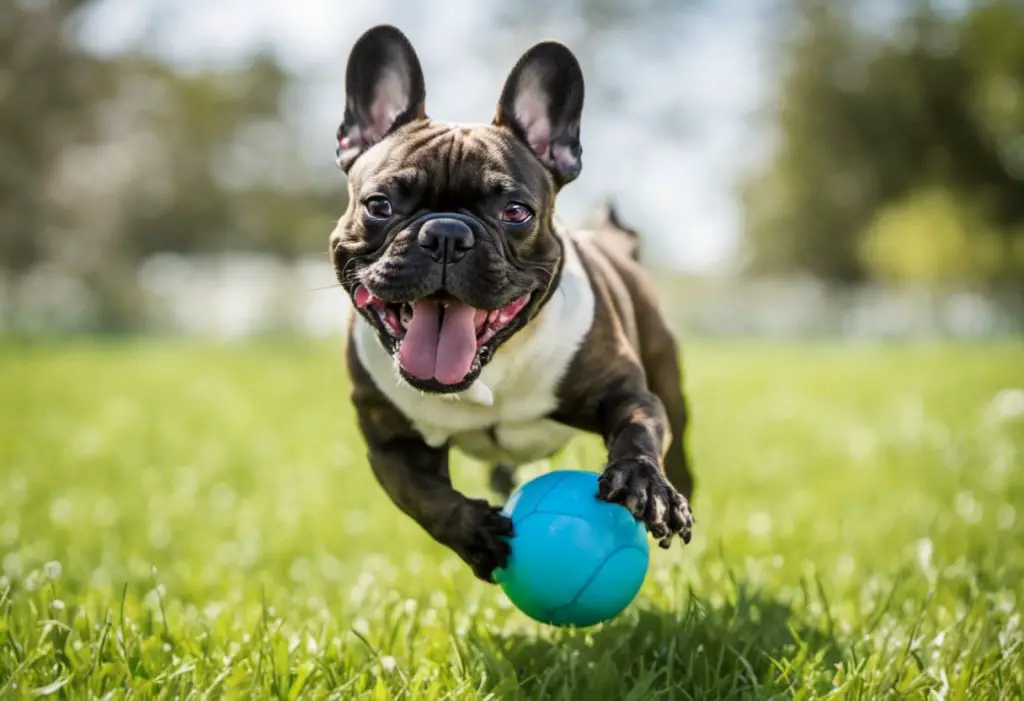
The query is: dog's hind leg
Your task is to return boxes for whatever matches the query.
[489,462,518,500]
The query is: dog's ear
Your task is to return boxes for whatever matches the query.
[336,25,427,172]
[494,42,585,186]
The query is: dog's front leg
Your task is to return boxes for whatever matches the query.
[595,389,694,548]
[365,436,513,581]
[348,343,513,582]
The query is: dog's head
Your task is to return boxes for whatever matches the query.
[330,25,585,394]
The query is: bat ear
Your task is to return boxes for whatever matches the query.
[336,25,427,171]
[494,41,585,186]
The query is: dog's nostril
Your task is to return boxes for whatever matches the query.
[417,218,475,263]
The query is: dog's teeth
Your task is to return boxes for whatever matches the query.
[488,310,500,323]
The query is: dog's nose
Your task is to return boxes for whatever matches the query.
[417,218,475,264]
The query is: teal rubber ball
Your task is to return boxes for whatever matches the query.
[494,470,649,627]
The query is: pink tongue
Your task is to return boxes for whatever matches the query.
[398,301,478,385]
[398,301,439,380]
[435,303,478,384]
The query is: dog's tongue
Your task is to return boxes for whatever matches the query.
[399,301,478,385]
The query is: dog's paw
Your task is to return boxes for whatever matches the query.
[598,455,693,548]
[447,499,514,583]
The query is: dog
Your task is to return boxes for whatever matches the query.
[330,25,694,582]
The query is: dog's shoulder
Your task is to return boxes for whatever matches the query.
[552,205,679,424]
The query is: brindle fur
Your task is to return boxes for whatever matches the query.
[333,25,694,582]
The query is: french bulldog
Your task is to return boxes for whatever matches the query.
[330,25,694,582]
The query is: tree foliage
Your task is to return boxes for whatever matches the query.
[0,1,341,328]
[0,0,107,273]
[741,0,1024,289]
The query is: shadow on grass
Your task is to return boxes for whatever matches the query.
[469,581,842,700]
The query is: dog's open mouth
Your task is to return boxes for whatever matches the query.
[353,285,530,387]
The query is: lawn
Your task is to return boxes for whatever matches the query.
[1,339,1022,699]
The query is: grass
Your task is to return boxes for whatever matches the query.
[0,338,1022,699]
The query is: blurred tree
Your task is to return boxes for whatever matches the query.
[0,0,107,273]
[0,4,340,330]
[859,186,1017,284]
[740,0,1024,290]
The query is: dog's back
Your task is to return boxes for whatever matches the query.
[578,199,642,262]
[570,201,675,362]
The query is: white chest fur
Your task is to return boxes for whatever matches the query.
[353,232,595,466]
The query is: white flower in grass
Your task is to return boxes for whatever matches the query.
[49,498,72,525]
[2,556,21,577]
[998,613,1020,650]
[379,656,397,672]
[916,538,934,575]
[987,388,1024,424]
[143,585,166,611]
[352,617,370,636]
[747,511,772,539]
[43,560,62,581]
[955,491,982,525]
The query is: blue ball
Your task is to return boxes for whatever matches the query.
[494,470,649,628]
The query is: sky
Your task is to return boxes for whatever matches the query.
[76,0,776,274]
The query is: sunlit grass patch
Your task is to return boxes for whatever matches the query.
[1,340,1022,699]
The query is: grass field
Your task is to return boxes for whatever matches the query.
[1,340,1022,699]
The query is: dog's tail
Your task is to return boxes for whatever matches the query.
[584,198,641,262]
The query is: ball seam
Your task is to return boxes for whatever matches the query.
[545,545,648,619]
[507,471,575,523]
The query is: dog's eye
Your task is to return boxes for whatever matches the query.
[364,196,393,220]
[500,202,533,225]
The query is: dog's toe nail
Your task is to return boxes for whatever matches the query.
[603,486,626,503]
[649,521,668,539]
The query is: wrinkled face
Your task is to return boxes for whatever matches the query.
[331,121,562,393]
[331,25,585,394]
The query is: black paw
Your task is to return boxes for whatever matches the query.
[598,455,693,548]
[448,499,514,582]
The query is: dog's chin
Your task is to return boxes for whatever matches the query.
[398,366,482,395]
[353,285,533,395]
